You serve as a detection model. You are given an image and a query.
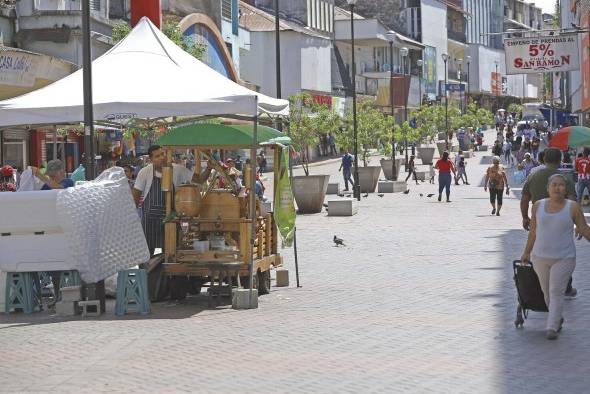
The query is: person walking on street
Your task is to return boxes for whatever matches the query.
[405,155,419,185]
[522,152,538,178]
[575,147,590,203]
[503,139,513,165]
[455,155,469,185]
[435,151,457,202]
[531,137,541,160]
[339,150,355,191]
[521,174,590,339]
[529,150,546,176]
[521,148,578,297]
[484,156,509,216]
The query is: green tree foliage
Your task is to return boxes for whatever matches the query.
[507,103,523,118]
[336,100,389,166]
[287,92,341,175]
[412,102,493,142]
[456,102,494,131]
[111,21,206,60]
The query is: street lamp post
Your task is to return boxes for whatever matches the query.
[400,46,409,168]
[466,55,471,109]
[494,60,499,111]
[442,53,449,149]
[386,30,397,181]
[417,59,423,108]
[347,0,360,201]
[456,58,463,113]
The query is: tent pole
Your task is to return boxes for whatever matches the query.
[248,97,259,307]
[82,0,95,180]
[288,145,301,288]
[52,125,58,160]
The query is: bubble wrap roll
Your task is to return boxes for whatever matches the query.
[56,167,150,283]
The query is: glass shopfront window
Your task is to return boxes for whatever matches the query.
[1,137,28,171]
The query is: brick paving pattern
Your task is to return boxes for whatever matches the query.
[1,130,590,393]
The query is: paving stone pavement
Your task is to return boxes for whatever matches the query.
[2,130,590,393]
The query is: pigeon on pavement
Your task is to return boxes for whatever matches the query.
[427,193,435,198]
[403,189,410,194]
[333,235,345,247]
[377,193,384,197]
[362,193,369,198]
[420,193,423,197]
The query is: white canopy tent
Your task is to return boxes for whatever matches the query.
[0,17,289,127]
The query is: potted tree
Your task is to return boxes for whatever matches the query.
[413,105,438,164]
[456,102,494,152]
[336,100,383,193]
[288,93,338,213]
[377,116,405,181]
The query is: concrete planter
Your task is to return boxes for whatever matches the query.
[292,175,330,214]
[357,166,382,193]
[379,157,403,180]
[416,147,435,165]
[436,141,447,157]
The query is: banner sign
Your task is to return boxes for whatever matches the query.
[423,46,437,100]
[0,51,39,87]
[273,147,296,247]
[504,34,580,74]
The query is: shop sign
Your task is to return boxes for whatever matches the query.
[504,34,580,74]
[491,72,501,94]
[0,51,39,87]
[311,93,332,106]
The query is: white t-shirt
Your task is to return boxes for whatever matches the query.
[134,163,194,200]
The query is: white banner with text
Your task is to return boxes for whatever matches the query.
[504,34,579,74]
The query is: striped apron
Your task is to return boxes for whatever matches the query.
[142,169,166,253]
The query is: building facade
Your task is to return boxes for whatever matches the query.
[239,1,333,98]
[0,0,114,171]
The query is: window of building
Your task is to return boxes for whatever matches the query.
[90,0,100,11]
[222,0,232,20]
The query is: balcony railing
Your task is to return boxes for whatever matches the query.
[355,75,380,96]
[447,29,466,43]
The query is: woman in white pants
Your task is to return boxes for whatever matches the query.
[521,174,590,339]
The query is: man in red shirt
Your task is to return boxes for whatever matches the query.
[575,147,590,203]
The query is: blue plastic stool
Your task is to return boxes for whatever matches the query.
[5,272,41,314]
[115,269,150,316]
[59,271,81,288]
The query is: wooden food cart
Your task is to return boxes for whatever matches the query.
[155,123,290,299]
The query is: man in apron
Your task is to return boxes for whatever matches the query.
[133,145,213,255]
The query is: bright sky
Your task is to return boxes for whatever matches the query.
[527,0,556,14]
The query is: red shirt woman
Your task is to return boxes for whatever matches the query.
[435,151,457,202]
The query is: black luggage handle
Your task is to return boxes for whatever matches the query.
[513,259,533,267]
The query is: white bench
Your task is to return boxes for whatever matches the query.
[327,198,358,216]
[326,182,340,195]
[378,181,407,193]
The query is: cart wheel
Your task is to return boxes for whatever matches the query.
[169,277,189,301]
[257,270,271,295]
